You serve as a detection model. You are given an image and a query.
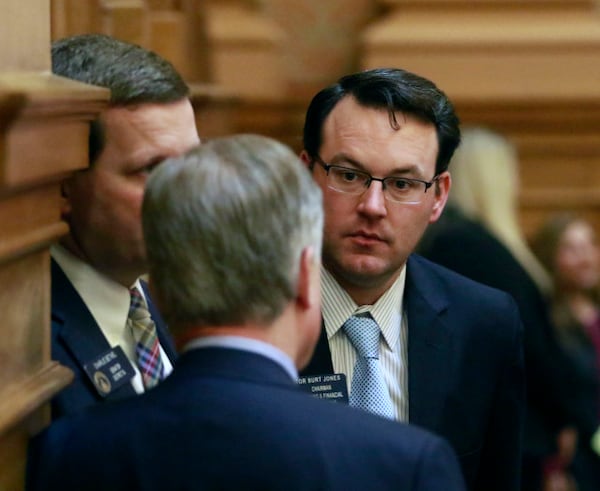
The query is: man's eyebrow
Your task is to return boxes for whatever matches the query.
[327,153,367,169]
[328,153,422,176]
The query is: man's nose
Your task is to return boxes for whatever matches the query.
[357,180,387,217]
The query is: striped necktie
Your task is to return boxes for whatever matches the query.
[343,314,395,419]
[127,287,164,389]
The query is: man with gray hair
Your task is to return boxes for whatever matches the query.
[28,135,466,491]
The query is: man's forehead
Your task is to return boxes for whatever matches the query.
[322,98,430,142]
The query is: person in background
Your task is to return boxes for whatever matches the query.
[418,127,596,491]
[532,213,600,491]
[299,69,525,491]
[27,135,466,491]
[49,34,200,418]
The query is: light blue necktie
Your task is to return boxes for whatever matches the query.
[343,314,395,419]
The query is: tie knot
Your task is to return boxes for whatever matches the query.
[343,314,381,359]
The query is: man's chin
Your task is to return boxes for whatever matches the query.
[336,257,395,285]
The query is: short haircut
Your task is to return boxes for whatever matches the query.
[51,33,190,163]
[142,134,323,328]
[303,67,461,175]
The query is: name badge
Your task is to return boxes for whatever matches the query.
[83,346,135,397]
[298,373,349,404]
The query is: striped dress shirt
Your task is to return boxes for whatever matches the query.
[321,266,409,421]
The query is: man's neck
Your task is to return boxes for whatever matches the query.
[59,237,140,288]
[327,271,401,306]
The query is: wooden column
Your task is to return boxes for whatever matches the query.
[1,1,108,489]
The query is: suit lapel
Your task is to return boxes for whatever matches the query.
[405,255,453,432]
[51,259,138,401]
[301,255,455,432]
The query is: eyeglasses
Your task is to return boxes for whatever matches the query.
[312,156,439,204]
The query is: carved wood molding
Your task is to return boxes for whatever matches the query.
[0,73,108,190]
[378,0,595,9]
[0,362,73,436]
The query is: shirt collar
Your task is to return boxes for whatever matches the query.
[51,244,138,345]
[183,335,298,381]
[321,265,405,350]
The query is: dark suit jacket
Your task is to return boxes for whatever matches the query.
[27,348,466,491]
[50,259,177,419]
[301,253,525,491]
[418,208,600,490]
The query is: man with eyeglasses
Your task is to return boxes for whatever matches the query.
[299,68,525,491]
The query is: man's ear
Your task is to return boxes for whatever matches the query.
[299,150,312,170]
[296,246,318,310]
[294,246,322,370]
[430,171,451,223]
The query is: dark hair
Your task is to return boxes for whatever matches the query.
[51,34,190,163]
[303,67,461,175]
[531,213,580,278]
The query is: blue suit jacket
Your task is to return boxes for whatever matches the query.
[28,347,466,491]
[301,254,525,491]
[50,259,177,419]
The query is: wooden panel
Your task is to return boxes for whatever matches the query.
[521,157,597,190]
[0,74,107,490]
[149,11,186,76]
[378,0,594,9]
[0,74,108,189]
[51,0,101,40]
[147,0,180,8]
[263,0,377,100]
[0,251,49,390]
[0,363,73,491]
[0,425,28,491]
[146,0,211,83]
[206,2,286,97]
[178,0,211,83]
[362,11,600,101]
[0,362,74,436]
[189,83,240,139]
[2,0,51,71]
[232,96,307,153]
[362,2,600,242]
[5,120,88,188]
[101,0,148,46]
[0,184,67,261]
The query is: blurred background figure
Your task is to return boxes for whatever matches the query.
[532,213,600,490]
[418,127,597,491]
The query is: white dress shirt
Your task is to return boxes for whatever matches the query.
[51,244,173,394]
[321,265,409,421]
